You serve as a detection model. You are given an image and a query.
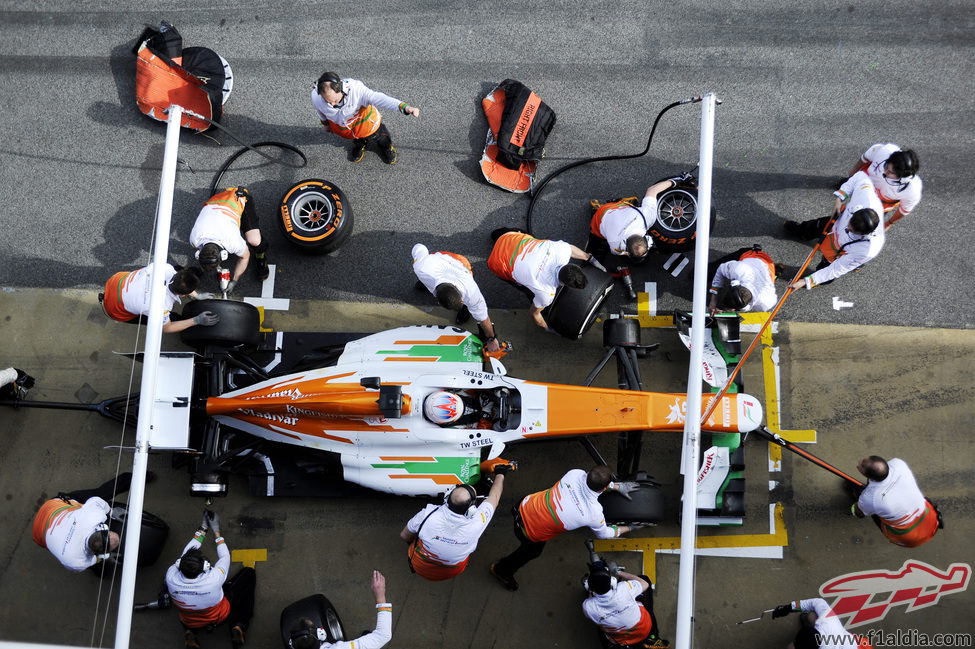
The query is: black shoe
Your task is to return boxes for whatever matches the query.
[455,305,471,325]
[349,141,367,163]
[255,255,270,281]
[414,279,427,292]
[379,145,397,165]
[231,625,245,649]
[783,220,807,239]
[490,563,518,591]
[97,292,105,304]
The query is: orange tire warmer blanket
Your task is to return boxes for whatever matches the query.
[479,79,557,193]
[133,23,227,132]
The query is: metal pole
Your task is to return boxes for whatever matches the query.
[114,105,183,649]
[675,93,717,649]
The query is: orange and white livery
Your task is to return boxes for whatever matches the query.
[853,142,922,223]
[519,469,620,542]
[311,78,403,140]
[189,189,249,257]
[583,580,654,646]
[203,326,762,497]
[411,244,490,322]
[31,496,110,571]
[165,535,232,627]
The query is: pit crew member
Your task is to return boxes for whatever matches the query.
[400,466,508,581]
[708,246,779,315]
[166,510,255,649]
[583,567,669,648]
[487,230,593,330]
[785,172,884,290]
[847,143,921,229]
[32,473,133,572]
[589,177,686,259]
[100,263,219,334]
[287,571,392,649]
[489,466,638,591]
[772,597,872,648]
[190,187,269,288]
[411,244,500,352]
[853,456,941,548]
[312,71,419,165]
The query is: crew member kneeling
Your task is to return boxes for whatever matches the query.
[191,187,269,290]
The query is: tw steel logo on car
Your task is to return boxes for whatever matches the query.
[818,560,971,628]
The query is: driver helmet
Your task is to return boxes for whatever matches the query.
[424,391,464,425]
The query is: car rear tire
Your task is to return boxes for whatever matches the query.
[280,594,347,647]
[600,480,665,525]
[180,299,261,348]
[277,179,353,254]
[545,262,614,340]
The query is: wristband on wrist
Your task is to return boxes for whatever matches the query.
[399,102,408,115]
[804,276,813,290]
[709,287,719,295]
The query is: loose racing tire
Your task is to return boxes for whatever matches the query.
[277,179,353,254]
[545,262,614,340]
[280,594,347,648]
[96,506,170,577]
[648,182,716,253]
[600,480,665,525]
[179,299,261,348]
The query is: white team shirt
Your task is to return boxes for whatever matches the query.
[857,458,926,526]
[45,497,111,572]
[120,263,180,324]
[810,172,885,286]
[165,536,231,610]
[582,580,647,636]
[598,195,658,255]
[798,598,860,649]
[411,244,490,322]
[189,202,248,257]
[860,143,923,215]
[511,239,573,309]
[710,257,777,312]
[519,469,620,541]
[311,79,404,127]
[320,605,392,649]
[406,500,496,566]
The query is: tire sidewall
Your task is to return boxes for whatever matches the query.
[277,179,353,254]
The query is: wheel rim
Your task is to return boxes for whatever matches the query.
[657,189,698,233]
[325,608,344,641]
[291,191,335,235]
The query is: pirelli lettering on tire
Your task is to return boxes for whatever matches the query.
[278,179,354,254]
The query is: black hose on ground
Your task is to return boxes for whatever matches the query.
[526,96,702,236]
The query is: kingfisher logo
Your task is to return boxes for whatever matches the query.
[819,560,971,628]
[665,397,686,425]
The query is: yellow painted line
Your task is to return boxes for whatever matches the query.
[257,306,272,333]
[595,504,787,582]
[232,548,267,568]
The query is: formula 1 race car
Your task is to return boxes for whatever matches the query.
[172,300,763,499]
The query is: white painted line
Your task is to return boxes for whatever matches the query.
[832,296,854,310]
[741,322,779,334]
[244,297,290,310]
[670,256,690,277]
[261,264,277,298]
[645,282,656,316]
[769,346,783,472]
[663,253,681,270]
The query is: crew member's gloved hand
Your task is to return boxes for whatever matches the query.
[615,481,640,501]
[772,604,794,619]
[668,171,694,184]
[193,311,220,326]
[205,510,221,536]
[587,254,607,273]
[201,510,212,532]
[493,463,516,476]
[224,280,237,294]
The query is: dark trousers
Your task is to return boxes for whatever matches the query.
[356,123,393,153]
[492,508,547,578]
[63,473,132,503]
[224,567,256,631]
